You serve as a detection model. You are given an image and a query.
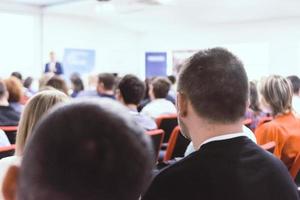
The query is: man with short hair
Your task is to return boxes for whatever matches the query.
[141,77,176,119]
[287,75,300,114]
[3,99,154,200]
[117,74,157,130]
[0,80,20,126]
[142,48,299,200]
[78,73,116,99]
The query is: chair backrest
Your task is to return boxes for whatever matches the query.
[0,126,18,144]
[257,116,273,127]
[164,126,190,161]
[260,141,276,153]
[243,118,252,129]
[146,129,165,161]
[290,153,300,182]
[0,145,16,159]
[155,114,178,143]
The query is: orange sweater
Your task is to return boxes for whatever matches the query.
[255,112,300,169]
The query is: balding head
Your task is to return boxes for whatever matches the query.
[4,99,154,200]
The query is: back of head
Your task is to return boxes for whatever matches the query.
[70,74,84,92]
[46,76,69,95]
[118,74,145,105]
[98,73,116,90]
[167,75,176,85]
[260,75,292,116]
[16,90,68,155]
[249,81,261,112]
[18,99,154,200]
[4,77,23,103]
[23,77,33,89]
[151,77,171,99]
[287,75,300,95]
[0,79,7,99]
[178,47,248,123]
[11,72,22,81]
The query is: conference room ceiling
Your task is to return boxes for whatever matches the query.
[6,0,300,33]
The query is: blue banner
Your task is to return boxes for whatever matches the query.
[63,48,96,77]
[145,52,167,78]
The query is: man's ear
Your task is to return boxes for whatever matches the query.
[2,165,20,200]
[176,92,188,117]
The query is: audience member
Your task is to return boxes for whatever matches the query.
[167,75,177,100]
[244,81,268,130]
[10,72,22,82]
[70,73,84,98]
[0,129,10,148]
[0,80,20,126]
[0,90,68,199]
[141,77,176,118]
[255,75,300,169]
[138,78,152,111]
[23,76,35,98]
[287,75,300,114]
[44,51,64,75]
[3,99,154,200]
[39,73,54,91]
[46,75,69,95]
[142,48,299,200]
[4,77,24,113]
[78,73,116,99]
[117,74,157,130]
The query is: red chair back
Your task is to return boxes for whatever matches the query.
[155,114,178,143]
[290,153,300,181]
[0,145,16,159]
[0,126,18,144]
[146,129,165,161]
[164,126,190,161]
[260,141,276,153]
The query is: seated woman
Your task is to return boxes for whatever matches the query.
[4,77,25,113]
[0,89,68,199]
[255,75,300,169]
[244,81,268,130]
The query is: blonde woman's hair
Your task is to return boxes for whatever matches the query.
[259,75,293,116]
[15,89,68,156]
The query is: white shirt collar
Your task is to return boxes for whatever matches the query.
[200,132,248,148]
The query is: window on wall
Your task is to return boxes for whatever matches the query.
[0,12,41,78]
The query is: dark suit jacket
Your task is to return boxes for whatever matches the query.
[143,137,299,200]
[44,62,63,75]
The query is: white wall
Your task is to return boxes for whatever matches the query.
[0,10,42,78]
[42,14,144,79]
[138,18,300,80]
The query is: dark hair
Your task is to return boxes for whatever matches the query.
[11,72,22,81]
[23,77,33,89]
[118,75,145,105]
[46,76,69,95]
[0,79,7,98]
[249,81,261,112]
[98,73,116,90]
[167,75,176,85]
[4,77,23,102]
[151,77,171,99]
[287,75,300,94]
[178,47,248,123]
[70,74,84,93]
[18,99,154,200]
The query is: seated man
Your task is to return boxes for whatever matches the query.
[3,99,154,200]
[141,77,176,119]
[0,80,20,126]
[117,74,157,130]
[287,75,300,114]
[142,48,299,200]
[78,73,116,99]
